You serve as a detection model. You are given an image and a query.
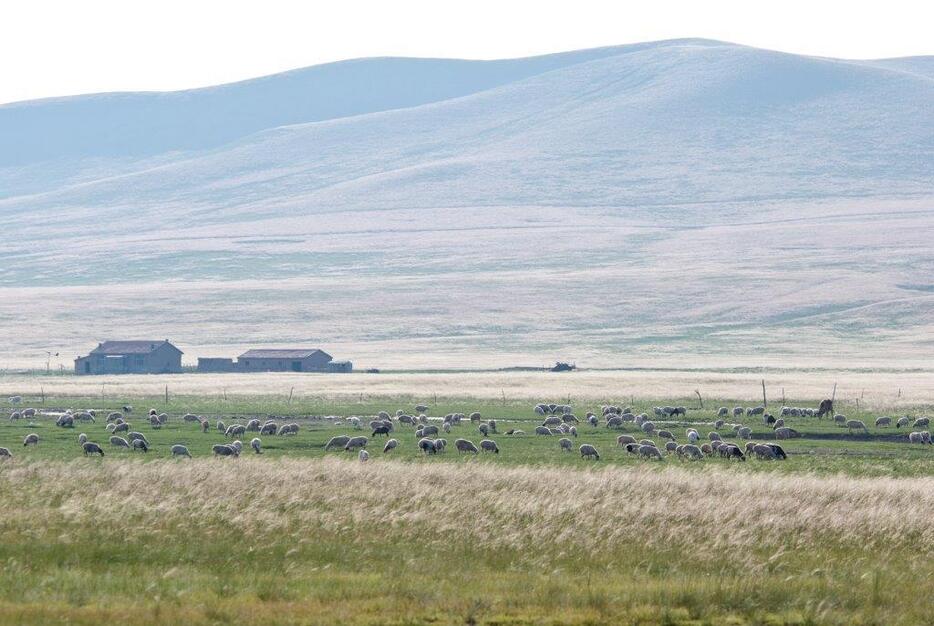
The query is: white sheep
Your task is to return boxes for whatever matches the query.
[579,444,600,460]
[171,444,192,458]
[359,449,369,462]
[251,438,262,454]
[480,439,499,454]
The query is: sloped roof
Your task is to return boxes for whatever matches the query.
[238,348,331,360]
[89,340,182,355]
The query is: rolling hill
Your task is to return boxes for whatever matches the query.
[0,39,932,370]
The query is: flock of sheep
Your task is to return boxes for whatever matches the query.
[2,397,932,462]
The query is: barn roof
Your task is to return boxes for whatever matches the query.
[89,340,182,355]
[238,348,332,360]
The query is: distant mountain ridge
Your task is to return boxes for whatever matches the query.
[0,39,931,368]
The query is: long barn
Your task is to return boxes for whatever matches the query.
[235,348,352,373]
[75,340,183,375]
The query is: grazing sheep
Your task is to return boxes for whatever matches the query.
[680,444,704,460]
[817,399,834,419]
[260,422,278,435]
[700,443,713,455]
[122,405,133,413]
[588,415,599,427]
[617,434,636,446]
[605,416,623,429]
[657,430,674,441]
[711,440,724,451]
[82,442,104,456]
[418,438,439,454]
[908,431,932,445]
[421,425,439,437]
[579,444,600,460]
[325,435,351,450]
[708,432,721,442]
[442,422,451,433]
[773,427,800,439]
[131,438,149,452]
[110,436,130,448]
[733,407,744,418]
[383,438,399,453]
[720,444,746,462]
[507,429,525,436]
[753,444,777,460]
[200,420,209,433]
[534,426,551,436]
[344,436,369,451]
[372,424,392,437]
[559,437,573,451]
[23,433,39,446]
[183,413,200,422]
[212,444,239,457]
[480,439,499,454]
[714,419,725,430]
[414,404,429,414]
[171,444,192,458]
[478,423,490,437]
[737,426,752,440]
[772,418,784,429]
[875,416,892,428]
[9,411,22,421]
[533,405,546,416]
[358,449,369,462]
[896,416,911,428]
[455,439,479,454]
[639,445,663,461]
[717,407,729,417]
[542,416,562,428]
[765,443,787,459]
[845,419,869,435]
[56,415,74,428]
[665,441,678,453]
[641,421,656,434]
[913,417,930,429]
[217,420,226,432]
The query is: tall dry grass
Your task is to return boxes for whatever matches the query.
[1,458,933,624]
[6,458,932,556]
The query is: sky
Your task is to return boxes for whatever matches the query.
[2,0,932,104]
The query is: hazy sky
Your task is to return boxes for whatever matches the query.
[2,0,932,104]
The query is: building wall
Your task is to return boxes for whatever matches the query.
[75,344,182,375]
[197,358,234,372]
[237,352,334,372]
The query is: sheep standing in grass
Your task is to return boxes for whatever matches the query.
[875,416,892,428]
[383,438,398,453]
[534,426,551,436]
[718,407,729,417]
[846,420,869,435]
[251,438,262,454]
[110,436,129,449]
[82,442,104,456]
[913,417,930,429]
[617,434,636,446]
[480,439,499,454]
[0,447,12,459]
[212,444,238,457]
[77,433,88,445]
[325,435,351,450]
[708,432,721,442]
[639,445,663,461]
[171,445,192,458]
[359,449,369,462]
[344,436,368,452]
[455,439,479,454]
[738,426,752,440]
[559,438,573,451]
[478,423,490,437]
[754,444,777,460]
[131,439,149,452]
[680,444,703,460]
[908,432,932,445]
[897,416,911,429]
[774,427,799,440]
[23,433,39,446]
[579,444,600,460]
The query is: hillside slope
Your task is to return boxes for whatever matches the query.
[0,40,931,369]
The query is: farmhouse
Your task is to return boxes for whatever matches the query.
[235,348,351,373]
[75,340,183,375]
